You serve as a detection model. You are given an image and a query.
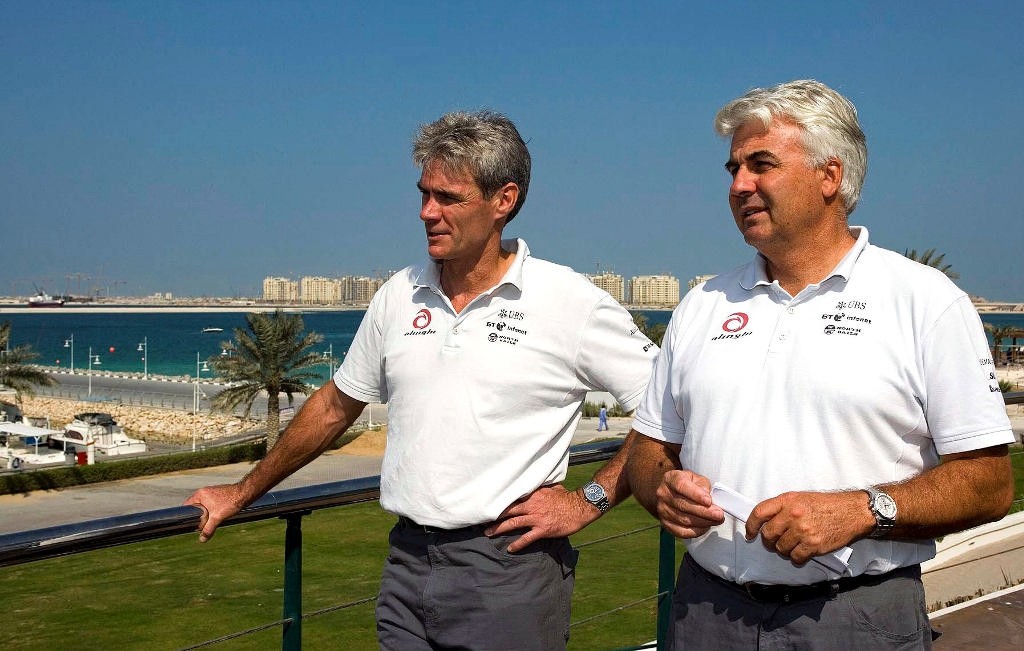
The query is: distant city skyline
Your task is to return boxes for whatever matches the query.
[3,3,1022,301]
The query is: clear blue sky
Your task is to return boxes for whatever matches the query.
[3,1,1022,300]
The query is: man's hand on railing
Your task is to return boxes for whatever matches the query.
[485,484,598,553]
[185,484,247,543]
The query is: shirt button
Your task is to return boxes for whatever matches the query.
[779,334,787,341]
[453,328,459,334]
[787,307,795,314]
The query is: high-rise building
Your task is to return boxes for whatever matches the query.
[688,275,717,290]
[629,274,681,306]
[341,275,385,304]
[585,272,625,303]
[263,277,298,303]
[301,276,341,304]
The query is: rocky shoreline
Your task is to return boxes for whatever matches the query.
[17,395,262,444]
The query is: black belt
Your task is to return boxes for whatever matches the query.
[396,515,490,535]
[688,555,920,604]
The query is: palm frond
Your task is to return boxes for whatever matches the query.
[206,309,325,449]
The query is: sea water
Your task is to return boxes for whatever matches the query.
[0,310,366,380]
[1,309,1020,381]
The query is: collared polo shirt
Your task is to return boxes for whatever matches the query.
[634,226,1013,585]
[336,238,657,528]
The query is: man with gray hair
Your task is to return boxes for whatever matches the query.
[626,79,1014,648]
[186,110,657,649]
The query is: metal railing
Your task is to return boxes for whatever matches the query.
[0,440,675,651]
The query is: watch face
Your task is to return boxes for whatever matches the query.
[584,483,606,501]
[875,494,897,520]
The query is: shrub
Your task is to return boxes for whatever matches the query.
[0,442,267,496]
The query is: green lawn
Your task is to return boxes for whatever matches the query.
[1011,448,1024,514]
[4,463,678,650]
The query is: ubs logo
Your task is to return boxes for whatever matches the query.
[722,312,749,332]
[412,309,432,329]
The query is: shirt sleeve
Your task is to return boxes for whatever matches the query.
[574,296,658,411]
[632,306,687,444]
[334,290,388,404]
[923,296,1014,454]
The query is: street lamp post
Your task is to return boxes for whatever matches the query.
[137,336,148,379]
[193,352,211,451]
[64,334,75,373]
[322,343,334,380]
[87,347,101,397]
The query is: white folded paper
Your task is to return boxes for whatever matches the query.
[711,482,853,574]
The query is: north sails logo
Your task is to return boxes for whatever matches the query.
[404,308,437,337]
[711,312,752,341]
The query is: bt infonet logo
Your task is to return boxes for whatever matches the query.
[412,309,431,329]
[711,312,752,341]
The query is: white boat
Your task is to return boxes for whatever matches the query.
[27,291,65,308]
[52,412,148,457]
[202,326,224,333]
[0,421,72,469]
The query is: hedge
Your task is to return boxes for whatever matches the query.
[0,442,267,496]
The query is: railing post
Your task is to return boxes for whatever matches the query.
[282,512,309,651]
[656,528,676,651]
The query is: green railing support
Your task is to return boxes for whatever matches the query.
[282,512,309,651]
[656,528,676,651]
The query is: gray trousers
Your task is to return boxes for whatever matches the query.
[669,554,932,650]
[376,520,579,651]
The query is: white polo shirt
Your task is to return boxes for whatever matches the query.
[336,239,658,528]
[634,226,1013,585]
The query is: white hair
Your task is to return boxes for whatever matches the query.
[715,79,868,214]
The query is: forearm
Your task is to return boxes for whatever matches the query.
[624,431,682,518]
[881,445,1014,540]
[588,430,640,507]
[236,383,363,505]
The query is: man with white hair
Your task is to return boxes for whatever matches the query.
[626,80,1014,649]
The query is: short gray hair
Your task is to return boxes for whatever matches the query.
[413,110,531,223]
[714,79,868,214]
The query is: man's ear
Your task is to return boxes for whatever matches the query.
[492,182,519,221]
[821,158,843,201]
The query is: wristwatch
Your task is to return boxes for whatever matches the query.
[864,487,897,538]
[581,481,610,513]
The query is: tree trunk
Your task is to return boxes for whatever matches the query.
[266,391,281,451]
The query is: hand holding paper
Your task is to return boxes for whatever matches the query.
[711,482,853,574]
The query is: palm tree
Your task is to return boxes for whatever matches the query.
[209,310,325,450]
[631,312,667,347]
[903,248,960,280]
[984,323,1017,367]
[0,321,57,409]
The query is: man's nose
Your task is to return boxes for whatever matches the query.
[420,196,440,221]
[730,168,756,196]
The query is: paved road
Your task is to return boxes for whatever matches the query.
[0,416,632,535]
